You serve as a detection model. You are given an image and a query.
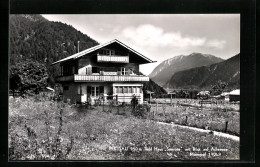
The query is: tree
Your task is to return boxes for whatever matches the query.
[9,59,49,96]
[211,80,228,96]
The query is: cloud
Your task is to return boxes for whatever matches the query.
[122,24,206,48]
[122,24,226,49]
[206,39,226,49]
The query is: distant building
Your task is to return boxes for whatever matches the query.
[197,91,210,99]
[220,92,230,101]
[51,39,155,104]
[229,89,240,102]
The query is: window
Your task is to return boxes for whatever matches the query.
[118,87,123,93]
[128,87,132,93]
[132,87,136,93]
[136,87,140,93]
[92,67,100,73]
[121,68,126,75]
[91,86,101,96]
[96,87,99,95]
[123,87,128,93]
[110,50,115,55]
[91,87,95,96]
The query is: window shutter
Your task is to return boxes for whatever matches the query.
[87,86,91,95]
[88,67,92,75]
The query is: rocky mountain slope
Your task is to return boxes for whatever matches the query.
[149,53,224,87]
[164,53,240,90]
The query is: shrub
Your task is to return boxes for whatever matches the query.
[132,104,151,119]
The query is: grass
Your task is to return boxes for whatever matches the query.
[9,97,239,160]
[150,103,240,136]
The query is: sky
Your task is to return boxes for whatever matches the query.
[42,14,240,75]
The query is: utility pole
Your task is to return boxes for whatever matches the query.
[77,41,80,53]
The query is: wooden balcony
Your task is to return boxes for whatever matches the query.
[56,74,149,82]
[97,55,129,63]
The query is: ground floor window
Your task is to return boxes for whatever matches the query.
[91,86,99,96]
[114,86,142,94]
[87,86,104,97]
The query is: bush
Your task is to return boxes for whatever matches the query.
[132,104,151,119]
[9,59,48,96]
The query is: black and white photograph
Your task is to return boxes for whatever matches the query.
[8,14,241,160]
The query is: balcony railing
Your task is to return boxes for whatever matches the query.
[97,55,129,63]
[56,74,149,82]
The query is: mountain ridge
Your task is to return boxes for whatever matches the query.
[149,53,224,87]
[164,53,240,90]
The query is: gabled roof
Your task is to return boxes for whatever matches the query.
[52,39,155,65]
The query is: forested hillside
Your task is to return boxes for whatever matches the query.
[10,14,99,85]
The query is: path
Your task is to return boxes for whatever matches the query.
[157,121,239,141]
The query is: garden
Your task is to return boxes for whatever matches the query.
[9,96,239,160]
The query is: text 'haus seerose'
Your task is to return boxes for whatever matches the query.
[52,39,155,104]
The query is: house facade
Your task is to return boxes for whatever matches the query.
[52,39,155,104]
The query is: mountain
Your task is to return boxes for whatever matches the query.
[9,14,99,84]
[164,54,240,90]
[149,53,224,87]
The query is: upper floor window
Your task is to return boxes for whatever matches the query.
[92,67,100,73]
[121,68,126,75]
[99,49,116,55]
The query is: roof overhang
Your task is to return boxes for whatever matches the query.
[52,39,155,65]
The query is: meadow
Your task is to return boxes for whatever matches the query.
[9,96,239,160]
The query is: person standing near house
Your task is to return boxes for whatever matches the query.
[131,94,138,112]
[88,94,92,109]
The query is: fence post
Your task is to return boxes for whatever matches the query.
[163,103,166,119]
[224,121,228,133]
[156,100,158,116]
[211,98,213,109]
[175,101,177,112]
[153,108,155,119]
[171,94,172,106]
[185,116,188,125]
[103,98,104,112]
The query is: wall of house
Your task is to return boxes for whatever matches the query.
[61,60,77,76]
[62,82,144,104]
[77,51,140,75]
[62,83,80,103]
